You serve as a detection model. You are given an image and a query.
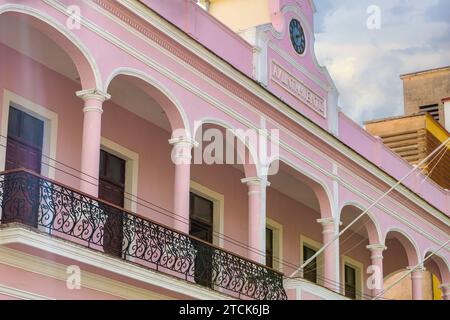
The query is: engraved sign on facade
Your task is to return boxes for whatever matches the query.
[271,60,326,117]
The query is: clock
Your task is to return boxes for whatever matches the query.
[289,19,306,55]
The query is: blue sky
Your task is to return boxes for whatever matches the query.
[313,0,450,124]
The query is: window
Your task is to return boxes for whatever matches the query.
[189,192,214,288]
[189,192,213,243]
[303,245,317,283]
[341,256,363,300]
[8,106,44,150]
[5,106,44,174]
[1,90,58,179]
[3,106,44,227]
[99,149,126,207]
[266,218,283,271]
[345,265,357,299]
[266,228,274,268]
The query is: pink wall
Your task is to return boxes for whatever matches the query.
[338,111,449,216]
[0,0,449,300]
[139,0,253,77]
[267,187,322,275]
[0,263,122,299]
[0,43,84,189]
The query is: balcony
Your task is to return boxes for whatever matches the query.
[0,169,287,300]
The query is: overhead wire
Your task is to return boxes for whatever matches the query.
[0,134,448,299]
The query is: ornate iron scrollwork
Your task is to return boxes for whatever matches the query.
[0,170,287,300]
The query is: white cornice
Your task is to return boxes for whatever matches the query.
[0,226,234,300]
[0,284,54,300]
[0,246,172,300]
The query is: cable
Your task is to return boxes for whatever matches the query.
[420,146,448,185]
[415,140,450,177]
[372,239,450,300]
[289,137,450,279]
[1,135,448,299]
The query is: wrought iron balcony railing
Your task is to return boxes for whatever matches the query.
[0,169,287,300]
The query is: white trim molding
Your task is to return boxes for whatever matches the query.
[190,180,224,248]
[0,284,54,300]
[0,226,234,300]
[100,137,139,213]
[0,89,58,179]
[0,246,171,300]
[266,217,284,272]
[299,235,324,286]
[341,255,365,300]
[284,278,348,300]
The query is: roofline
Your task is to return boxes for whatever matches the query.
[400,66,450,79]
[125,0,450,220]
[364,113,426,125]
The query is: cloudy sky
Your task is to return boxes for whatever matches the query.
[313,0,450,125]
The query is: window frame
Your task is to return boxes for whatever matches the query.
[266,218,283,272]
[190,180,224,248]
[1,90,58,179]
[100,137,139,213]
[299,235,324,286]
[341,255,364,300]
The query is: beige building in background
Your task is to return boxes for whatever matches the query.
[365,66,450,300]
[401,66,450,128]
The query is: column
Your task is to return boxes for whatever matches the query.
[241,176,270,264]
[409,265,425,300]
[169,137,196,234]
[76,89,110,197]
[366,244,387,298]
[317,217,339,292]
[440,283,450,301]
[442,97,450,132]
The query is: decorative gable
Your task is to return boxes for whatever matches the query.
[241,0,339,134]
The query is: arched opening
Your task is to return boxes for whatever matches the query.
[104,71,188,226]
[382,229,420,300]
[190,121,258,257]
[339,204,381,299]
[423,251,450,300]
[0,9,99,189]
[265,158,333,283]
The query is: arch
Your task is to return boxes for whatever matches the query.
[0,4,102,90]
[422,249,450,284]
[383,227,421,267]
[267,154,334,219]
[339,201,382,245]
[105,67,190,134]
[192,117,259,178]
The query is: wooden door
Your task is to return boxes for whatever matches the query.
[189,192,214,287]
[2,107,43,226]
[98,149,125,257]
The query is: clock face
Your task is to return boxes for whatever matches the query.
[289,19,306,55]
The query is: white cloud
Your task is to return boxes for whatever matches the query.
[314,0,450,124]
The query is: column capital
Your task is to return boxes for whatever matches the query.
[407,264,426,273]
[316,217,341,226]
[76,89,111,102]
[168,136,199,149]
[367,244,386,260]
[366,243,387,251]
[241,176,271,187]
[441,97,450,103]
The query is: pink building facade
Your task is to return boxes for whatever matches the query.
[0,0,448,300]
